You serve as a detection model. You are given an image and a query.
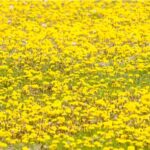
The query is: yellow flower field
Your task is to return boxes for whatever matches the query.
[0,0,150,149]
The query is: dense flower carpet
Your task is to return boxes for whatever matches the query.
[0,0,150,149]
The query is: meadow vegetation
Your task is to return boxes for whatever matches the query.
[0,0,150,149]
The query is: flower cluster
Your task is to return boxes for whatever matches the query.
[0,0,150,149]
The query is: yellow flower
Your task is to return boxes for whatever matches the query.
[0,142,7,148]
[22,146,30,150]
[127,145,135,150]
